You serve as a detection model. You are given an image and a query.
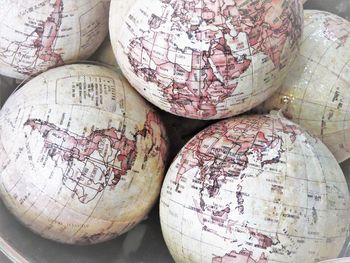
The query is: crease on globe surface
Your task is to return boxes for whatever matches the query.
[0,0,110,79]
[160,114,350,262]
[110,0,303,120]
[0,64,168,245]
[258,10,350,163]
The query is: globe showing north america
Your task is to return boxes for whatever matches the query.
[0,0,110,79]
[0,64,168,245]
[110,0,303,120]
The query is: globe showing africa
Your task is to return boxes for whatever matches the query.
[160,114,350,262]
[0,0,110,79]
[258,10,350,163]
[0,64,168,245]
[110,0,303,120]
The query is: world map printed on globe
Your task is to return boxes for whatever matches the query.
[0,64,168,244]
[110,0,303,120]
[0,0,110,79]
[160,114,350,262]
[259,10,350,163]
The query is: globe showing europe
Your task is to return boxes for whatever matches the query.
[110,0,303,120]
[0,0,110,79]
[0,64,168,245]
[160,114,350,262]
[258,10,350,163]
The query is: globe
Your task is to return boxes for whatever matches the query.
[0,64,168,245]
[109,0,303,120]
[160,114,350,262]
[258,10,350,163]
[90,38,212,159]
[0,0,110,79]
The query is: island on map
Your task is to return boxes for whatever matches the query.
[212,249,267,263]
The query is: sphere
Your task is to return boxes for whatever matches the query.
[160,114,350,262]
[90,38,212,159]
[259,10,350,163]
[110,0,303,120]
[0,0,110,79]
[0,64,168,244]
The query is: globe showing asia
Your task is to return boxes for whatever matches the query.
[258,10,350,163]
[160,114,350,262]
[0,64,168,244]
[110,0,303,120]
[0,0,110,79]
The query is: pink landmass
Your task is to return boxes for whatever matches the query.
[323,14,350,48]
[25,118,137,186]
[126,0,302,118]
[35,0,64,65]
[248,227,273,249]
[175,116,295,192]
[23,111,164,203]
[226,0,302,67]
[212,249,268,263]
[0,0,65,76]
[174,115,302,237]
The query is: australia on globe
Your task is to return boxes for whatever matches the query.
[0,64,168,244]
[160,114,350,262]
[259,10,350,163]
[0,0,110,79]
[110,0,303,119]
